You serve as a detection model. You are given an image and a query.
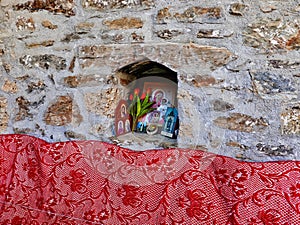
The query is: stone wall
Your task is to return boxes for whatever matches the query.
[0,0,299,161]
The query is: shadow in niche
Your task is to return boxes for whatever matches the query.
[112,59,179,150]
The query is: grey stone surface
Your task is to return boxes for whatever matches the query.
[0,0,299,162]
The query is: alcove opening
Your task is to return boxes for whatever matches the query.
[114,59,179,149]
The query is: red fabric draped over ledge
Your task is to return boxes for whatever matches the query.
[0,134,299,224]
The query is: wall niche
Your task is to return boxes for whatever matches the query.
[114,59,179,150]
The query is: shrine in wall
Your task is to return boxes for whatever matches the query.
[114,60,179,149]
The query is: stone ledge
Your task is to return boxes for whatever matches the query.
[78,43,234,71]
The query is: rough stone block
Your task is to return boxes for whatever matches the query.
[13,0,76,17]
[82,0,154,10]
[101,33,126,44]
[16,17,35,31]
[188,44,233,69]
[2,63,11,73]
[63,76,79,88]
[78,44,233,71]
[64,131,86,140]
[19,54,67,71]
[226,141,248,150]
[156,29,182,39]
[79,46,114,58]
[26,40,55,48]
[63,74,117,88]
[214,113,268,132]
[27,80,47,94]
[212,99,234,112]
[181,75,217,87]
[15,96,32,121]
[156,7,172,24]
[131,32,144,43]
[259,4,276,13]
[286,30,300,50]
[61,33,81,43]
[0,97,8,133]
[229,3,247,16]
[1,79,18,93]
[84,88,120,118]
[45,96,82,126]
[176,6,223,22]
[268,60,300,69]
[13,127,34,135]
[157,6,224,24]
[41,20,58,29]
[256,143,293,156]
[103,17,143,30]
[250,71,296,96]
[281,104,300,135]
[75,22,94,33]
[243,18,300,51]
[197,29,233,38]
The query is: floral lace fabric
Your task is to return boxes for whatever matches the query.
[0,134,299,224]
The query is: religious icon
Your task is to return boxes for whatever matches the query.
[143,82,177,107]
[121,104,126,118]
[118,121,124,135]
[115,100,130,136]
[157,97,170,122]
[125,119,131,133]
[152,89,165,108]
[161,107,178,139]
[149,110,160,123]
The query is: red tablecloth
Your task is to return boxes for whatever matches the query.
[0,134,299,224]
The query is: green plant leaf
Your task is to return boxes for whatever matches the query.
[136,95,141,116]
[141,94,149,108]
[129,102,134,115]
[129,95,138,116]
[142,102,155,110]
[139,107,155,118]
[128,91,157,125]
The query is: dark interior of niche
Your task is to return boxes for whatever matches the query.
[113,59,179,149]
[117,60,178,85]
